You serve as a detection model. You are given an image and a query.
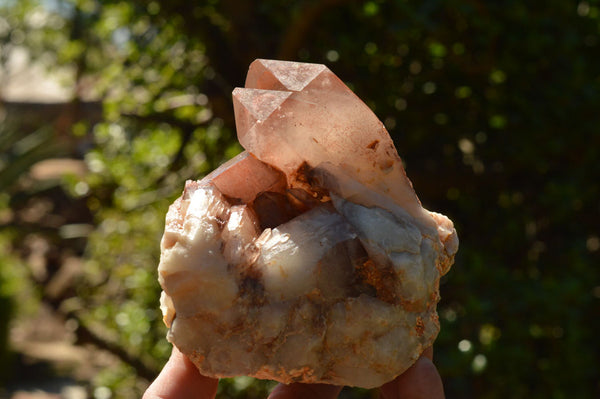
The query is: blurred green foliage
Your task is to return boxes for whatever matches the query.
[1,0,599,398]
[0,125,52,384]
[0,236,21,384]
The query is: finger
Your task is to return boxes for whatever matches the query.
[379,356,445,399]
[143,346,219,399]
[422,346,434,361]
[268,383,343,399]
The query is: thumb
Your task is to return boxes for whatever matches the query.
[379,356,445,399]
[143,346,219,399]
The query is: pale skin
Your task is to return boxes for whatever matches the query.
[143,346,444,399]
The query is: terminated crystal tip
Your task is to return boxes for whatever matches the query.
[158,59,458,388]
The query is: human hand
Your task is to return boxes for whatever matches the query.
[142,346,218,399]
[143,346,444,399]
[378,347,445,399]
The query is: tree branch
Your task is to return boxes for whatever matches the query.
[68,313,161,381]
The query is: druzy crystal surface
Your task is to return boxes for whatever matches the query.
[158,59,458,388]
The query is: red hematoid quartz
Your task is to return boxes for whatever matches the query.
[158,59,458,388]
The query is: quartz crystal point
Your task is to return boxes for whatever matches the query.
[158,59,458,389]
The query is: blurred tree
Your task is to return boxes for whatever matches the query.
[1,0,599,398]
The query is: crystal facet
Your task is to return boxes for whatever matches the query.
[158,59,458,388]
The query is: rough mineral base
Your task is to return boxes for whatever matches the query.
[158,59,458,388]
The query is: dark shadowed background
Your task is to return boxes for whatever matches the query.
[1,0,599,398]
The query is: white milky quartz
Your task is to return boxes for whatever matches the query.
[157,59,458,388]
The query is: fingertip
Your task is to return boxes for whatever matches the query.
[379,356,445,399]
[143,347,219,399]
[422,346,434,360]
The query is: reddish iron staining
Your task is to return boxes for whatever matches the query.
[291,161,330,200]
[291,161,312,185]
[379,159,394,172]
[367,139,380,150]
[357,259,396,304]
[415,316,425,337]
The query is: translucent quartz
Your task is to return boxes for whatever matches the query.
[202,151,286,203]
[234,59,434,230]
[158,59,458,388]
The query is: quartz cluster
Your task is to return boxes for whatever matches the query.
[158,59,458,388]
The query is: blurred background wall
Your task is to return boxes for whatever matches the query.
[0,0,599,398]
